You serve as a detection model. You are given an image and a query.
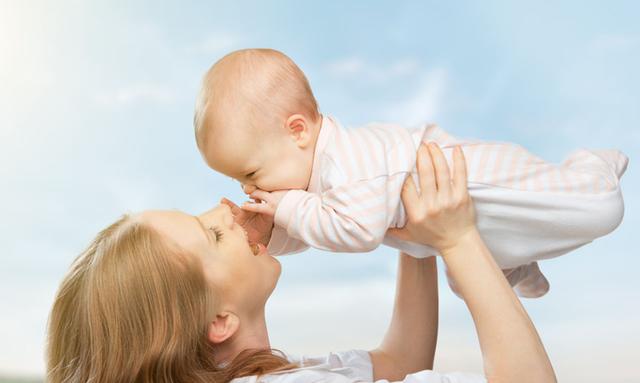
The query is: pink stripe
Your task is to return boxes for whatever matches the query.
[489,144,508,186]
[317,204,343,251]
[335,129,356,181]
[461,145,479,182]
[351,129,370,179]
[524,154,543,192]
[475,144,493,184]
[328,180,389,207]
[574,166,592,194]
[504,146,525,189]
[548,168,561,193]
[556,165,575,193]
[301,198,324,247]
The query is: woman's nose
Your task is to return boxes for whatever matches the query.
[200,204,234,229]
[217,203,235,228]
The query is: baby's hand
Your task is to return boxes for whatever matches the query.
[241,189,288,217]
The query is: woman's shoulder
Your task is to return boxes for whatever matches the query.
[231,349,487,383]
[289,349,373,377]
[231,349,372,383]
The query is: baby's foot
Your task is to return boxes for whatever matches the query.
[513,262,550,299]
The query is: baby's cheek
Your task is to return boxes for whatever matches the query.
[257,177,284,192]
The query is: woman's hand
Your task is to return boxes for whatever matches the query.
[391,142,557,382]
[388,142,477,255]
[221,197,274,246]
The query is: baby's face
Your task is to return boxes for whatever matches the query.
[203,128,313,193]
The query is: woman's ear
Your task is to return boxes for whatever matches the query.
[285,114,312,148]
[207,312,240,344]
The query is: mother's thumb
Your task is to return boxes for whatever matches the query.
[386,227,412,242]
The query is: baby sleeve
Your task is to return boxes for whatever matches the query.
[272,173,405,253]
[267,224,310,256]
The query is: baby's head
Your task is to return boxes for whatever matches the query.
[194,48,321,193]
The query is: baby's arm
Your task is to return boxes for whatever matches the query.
[267,224,310,256]
[244,176,400,253]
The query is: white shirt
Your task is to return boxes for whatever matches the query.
[231,349,486,383]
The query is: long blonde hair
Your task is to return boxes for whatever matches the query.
[47,214,297,382]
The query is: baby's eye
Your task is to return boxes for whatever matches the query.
[246,171,256,178]
[209,226,224,242]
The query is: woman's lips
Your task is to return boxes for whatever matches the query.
[250,243,267,256]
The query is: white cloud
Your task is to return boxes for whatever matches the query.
[326,57,365,76]
[325,57,421,82]
[324,56,446,126]
[94,83,175,106]
[186,32,241,55]
[383,68,448,125]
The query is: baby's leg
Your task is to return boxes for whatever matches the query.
[418,125,628,268]
[446,262,549,299]
[505,262,549,298]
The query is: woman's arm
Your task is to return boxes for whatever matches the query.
[442,229,555,383]
[369,254,439,381]
[393,142,556,383]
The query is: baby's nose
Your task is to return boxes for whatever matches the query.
[242,183,257,194]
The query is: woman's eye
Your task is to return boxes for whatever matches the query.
[209,226,224,242]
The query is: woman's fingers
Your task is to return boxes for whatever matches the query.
[400,174,421,222]
[416,143,436,196]
[452,145,469,195]
[220,197,241,215]
[428,143,452,196]
[401,174,420,208]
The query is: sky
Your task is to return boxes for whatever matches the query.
[0,1,639,381]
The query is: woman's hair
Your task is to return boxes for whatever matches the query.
[46,214,297,383]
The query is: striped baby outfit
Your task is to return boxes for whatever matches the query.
[267,115,628,297]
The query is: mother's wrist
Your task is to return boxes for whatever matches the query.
[438,227,482,259]
[261,223,275,245]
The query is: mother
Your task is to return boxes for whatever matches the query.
[46,143,556,382]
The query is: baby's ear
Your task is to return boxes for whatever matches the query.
[285,114,311,148]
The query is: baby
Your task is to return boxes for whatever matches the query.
[194,48,628,298]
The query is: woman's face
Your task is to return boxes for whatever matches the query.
[140,204,281,313]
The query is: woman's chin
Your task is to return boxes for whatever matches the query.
[270,258,282,289]
[249,242,281,291]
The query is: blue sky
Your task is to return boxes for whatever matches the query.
[0,1,638,381]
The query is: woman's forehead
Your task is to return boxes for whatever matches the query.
[139,210,209,250]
